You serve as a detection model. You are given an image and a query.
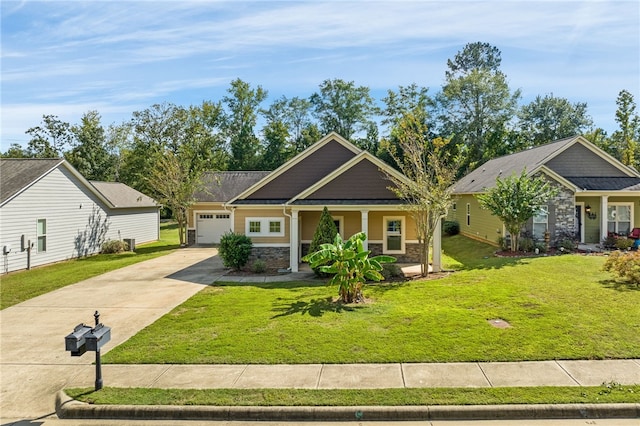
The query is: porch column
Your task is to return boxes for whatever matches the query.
[361,210,369,251]
[600,195,608,242]
[290,210,299,272]
[432,217,442,273]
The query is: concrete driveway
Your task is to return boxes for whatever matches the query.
[0,247,224,422]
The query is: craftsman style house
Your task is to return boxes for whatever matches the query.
[187,132,442,271]
[448,136,640,247]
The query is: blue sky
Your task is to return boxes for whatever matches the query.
[2,0,638,149]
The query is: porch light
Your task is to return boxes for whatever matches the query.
[585,205,597,220]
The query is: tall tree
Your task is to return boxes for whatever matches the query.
[516,94,593,149]
[611,89,639,169]
[66,110,115,181]
[223,79,267,170]
[476,170,559,252]
[25,115,72,158]
[384,112,462,277]
[438,42,521,172]
[310,78,377,141]
[1,144,29,158]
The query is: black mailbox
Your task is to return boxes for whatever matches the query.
[85,323,111,351]
[65,324,92,356]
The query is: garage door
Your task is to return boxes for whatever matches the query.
[196,213,231,244]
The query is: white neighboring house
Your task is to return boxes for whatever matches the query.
[0,158,160,273]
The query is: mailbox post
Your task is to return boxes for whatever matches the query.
[64,311,111,391]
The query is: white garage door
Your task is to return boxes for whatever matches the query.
[196,213,231,244]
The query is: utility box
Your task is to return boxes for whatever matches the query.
[85,324,111,351]
[65,324,92,356]
[123,238,135,251]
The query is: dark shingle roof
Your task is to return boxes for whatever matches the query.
[453,136,578,193]
[195,171,271,202]
[0,158,63,204]
[565,177,640,191]
[90,181,158,208]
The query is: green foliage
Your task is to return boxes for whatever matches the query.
[614,237,634,251]
[443,220,460,236]
[308,206,339,259]
[100,239,129,254]
[518,237,534,252]
[251,259,267,274]
[555,238,576,253]
[602,251,640,286]
[219,232,253,271]
[303,232,396,303]
[476,170,559,251]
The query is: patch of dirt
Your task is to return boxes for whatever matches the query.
[488,318,511,328]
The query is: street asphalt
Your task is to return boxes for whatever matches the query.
[1,247,638,424]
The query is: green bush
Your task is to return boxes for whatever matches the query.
[101,239,129,254]
[443,221,460,236]
[251,259,267,274]
[497,236,509,251]
[603,251,640,286]
[380,263,404,280]
[615,237,634,251]
[518,237,535,252]
[556,238,576,253]
[219,232,253,270]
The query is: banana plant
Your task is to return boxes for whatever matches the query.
[303,232,396,303]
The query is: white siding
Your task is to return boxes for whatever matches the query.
[0,166,159,273]
[107,208,159,245]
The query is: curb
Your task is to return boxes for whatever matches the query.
[56,391,640,421]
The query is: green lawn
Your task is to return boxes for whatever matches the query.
[67,384,640,406]
[0,222,180,310]
[104,236,640,364]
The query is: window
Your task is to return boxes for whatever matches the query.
[466,203,471,226]
[37,218,47,252]
[246,218,285,237]
[532,206,549,239]
[452,203,457,211]
[249,221,261,233]
[383,216,404,254]
[608,204,632,235]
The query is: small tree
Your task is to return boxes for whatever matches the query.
[309,206,339,254]
[476,170,559,251]
[303,232,396,303]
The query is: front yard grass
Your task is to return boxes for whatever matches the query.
[0,222,180,310]
[104,236,640,364]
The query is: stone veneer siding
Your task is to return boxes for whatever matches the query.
[538,175,576,244]
[249,247,290,269]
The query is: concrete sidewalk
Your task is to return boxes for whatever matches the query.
[65,359,640,390]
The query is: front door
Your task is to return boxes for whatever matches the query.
[575,205,584,243]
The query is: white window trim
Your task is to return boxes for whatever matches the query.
[383,216,405,254]
[607,202,634,234]
[245,217,285,237]
[466,203,471,226]
[36,218,47,253]
[532,205,549,239]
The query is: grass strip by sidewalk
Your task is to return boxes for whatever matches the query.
[0,222,180,310]
[67,384,640,406]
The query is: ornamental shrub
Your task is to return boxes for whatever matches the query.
[219,232,252,270]
[308,206,339,276]
[602,251,640,286]
[443,220,460,236]
[101,239,129,254]
[615,237,634,251]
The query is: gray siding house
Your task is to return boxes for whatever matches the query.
[1,158,160,273]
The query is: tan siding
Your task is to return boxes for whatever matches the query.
[188,202,227,227]
[457,195,503,245]
[233,208,289,244]
[247,140,356,200]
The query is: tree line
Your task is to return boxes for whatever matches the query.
[4,42,639,196]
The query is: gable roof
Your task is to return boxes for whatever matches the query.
[90,181,158,208]
[453,136,640,194]
[1,158,64,205]
[228,132,406,206]
[0,158,157,209]
[194,171,271,202]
